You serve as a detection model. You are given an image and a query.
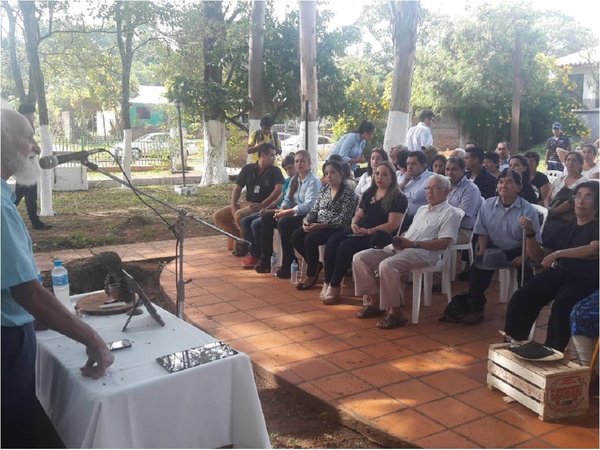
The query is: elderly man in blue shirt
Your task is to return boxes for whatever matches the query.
[462,169,541,324]
[398,151,433,232]
[1,108,114,448]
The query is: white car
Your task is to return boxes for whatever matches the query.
[112,132,173,160]
[281,135,334,160]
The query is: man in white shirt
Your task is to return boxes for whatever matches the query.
[352,174,463,329]
[405,110,434,152]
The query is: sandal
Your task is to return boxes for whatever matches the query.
[356,305,385,319]
[377,313,408,329]
[296,275,318,290]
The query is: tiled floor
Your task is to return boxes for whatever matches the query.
[37,236,599,448]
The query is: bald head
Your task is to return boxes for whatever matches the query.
[1,108,40,183]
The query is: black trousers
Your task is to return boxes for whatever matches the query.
[324,229,371,287]
[468,247,532,298]
[291,227,340,277]
[261,214,305,270]
[505,268,598,351]
[14,183,41,226]
[2,323,37,448]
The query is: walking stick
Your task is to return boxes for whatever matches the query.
[520,228,526,288]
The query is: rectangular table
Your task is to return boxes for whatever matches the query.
[35,294,271,448]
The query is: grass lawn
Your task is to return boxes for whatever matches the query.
[25,184,234,253]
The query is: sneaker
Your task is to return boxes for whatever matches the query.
[232,242,249,257]
[242,256,259,269]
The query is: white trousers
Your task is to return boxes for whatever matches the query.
[352,246,432,309]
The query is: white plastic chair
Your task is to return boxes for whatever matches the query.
[450,229,475,281]
[273,229,283,269]
[545,170,563,185]
[498,204,548,304]
[410,246,454,324]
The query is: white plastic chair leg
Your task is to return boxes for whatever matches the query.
[423,272,433,306]
[412,271,423,324]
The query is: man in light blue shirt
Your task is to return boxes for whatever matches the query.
[1,108,114,448]
[398,151,433,232]
[462,169,540,323]
[329,120,375,172]
[445,157,483,244]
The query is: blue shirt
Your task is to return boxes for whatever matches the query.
[329,133,365,171]
[448,176,483,230]
[474,195,541,250]
[402,170,433,217]
[276,177,292,208]
[281,171,321,216]
[1,179,37,326]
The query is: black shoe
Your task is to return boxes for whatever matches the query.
[432,284,442,294]
[32,222,52,230]
[255,263,270,274]
[232,242,249,257]
[276,268,291,279]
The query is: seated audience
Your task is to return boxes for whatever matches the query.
[505,182,599,351]
[398,151,433,232]
[242,153,297,269]
[449,147,466,159]
[508,154,538,204]
[543,151,589,242]
[354,148,388,197]
[326,154,356,189]
[213,143,283,257]
[581,144,600,179]
[430,154,447,175]
[255,151,320,276]
[483,151,501,178]
[457,169,541,324]
[524,150,551,205]
[321,162,407,304]
[465,146,497,199]
[352,174,462,329]
[291,160,358,290]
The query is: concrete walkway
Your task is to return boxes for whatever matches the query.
[36,237,599,448]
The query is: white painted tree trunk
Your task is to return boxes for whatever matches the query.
[246,118,261,164]
[121,128,132,188]
[298,121,319,165]
[383,110,411,151]
[38,124,54,216]
[201,120,228,186]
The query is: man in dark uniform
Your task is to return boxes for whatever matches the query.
[14,103,51,230]
[545,122,570,172]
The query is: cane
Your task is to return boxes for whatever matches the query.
[520,227,526,288]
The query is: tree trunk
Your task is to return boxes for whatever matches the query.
[201,2,228,185]
[3,3,27,103]
[247,0,265,163]
[299,1,318,164]
[20,0,54,216]
[116,1,134,181]
[510,32,523,155]
[383,0,420,152]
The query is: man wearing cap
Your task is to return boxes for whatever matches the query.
[456,169,540,324]
[14,103,51,230]
[545,122,570,172]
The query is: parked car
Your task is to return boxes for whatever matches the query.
[281,135,334,160]
[112,132,173,160]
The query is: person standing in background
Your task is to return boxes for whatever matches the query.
[14,103,51,230]
[246,115,282,162]
[545,122,570,172]
[405,110,434,153]
[329,120,375,174]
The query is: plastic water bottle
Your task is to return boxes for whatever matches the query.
[290,259,299,285]
[270,253,278,276]
[51,260,71,309]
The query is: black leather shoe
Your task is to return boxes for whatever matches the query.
[276,269,291,279]
[33,222,52,230]
[254,264,270,274]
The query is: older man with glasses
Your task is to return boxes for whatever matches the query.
[352,174,463,329]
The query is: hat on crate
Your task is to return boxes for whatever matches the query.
[473,248,511,271]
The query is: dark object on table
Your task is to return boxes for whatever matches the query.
[508,341,563,361]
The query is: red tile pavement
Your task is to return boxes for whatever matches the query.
[39,237,599,448]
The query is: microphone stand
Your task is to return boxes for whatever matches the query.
[81,160,248,319]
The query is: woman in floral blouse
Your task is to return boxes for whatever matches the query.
[291,160,359,290]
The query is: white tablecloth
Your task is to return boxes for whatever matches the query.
[35,296,270,448]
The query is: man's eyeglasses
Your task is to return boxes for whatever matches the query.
[424,186,446,191]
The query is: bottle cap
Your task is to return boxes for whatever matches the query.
[53,259,63,267]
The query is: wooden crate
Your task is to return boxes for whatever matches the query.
[487,343,591,421]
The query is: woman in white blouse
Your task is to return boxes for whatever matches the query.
[581,144,599,179]
[354,148,388,197]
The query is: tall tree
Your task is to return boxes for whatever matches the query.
[299,0,318,163]
[383,0,420,151]
[247,0,265,162]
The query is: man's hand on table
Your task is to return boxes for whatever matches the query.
[80,337,115,379]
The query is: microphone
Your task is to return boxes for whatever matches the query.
[39,149,105,169]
